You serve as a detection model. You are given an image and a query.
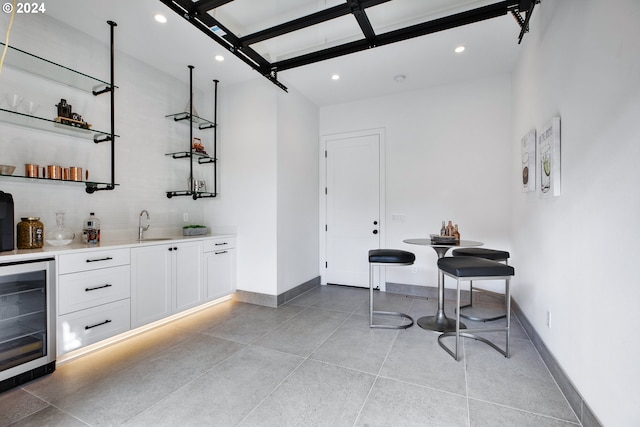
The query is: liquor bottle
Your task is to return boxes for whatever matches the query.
[453,224,460,241]
[446,220,454,236]
[440,221,446,236]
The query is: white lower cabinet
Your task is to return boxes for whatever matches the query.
[131,240,203,328]
[204,237,236,301]
[57,248,131,356]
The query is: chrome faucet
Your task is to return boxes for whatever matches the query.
[138,210,150,240]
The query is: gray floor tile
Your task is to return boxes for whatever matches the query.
[2,286,584,427]
[379,323,468,395]
[8,405,89,427]
[126,345,304,427]
[469,399,581,426]
[0,388,49,427]
[50,334,245,426]
[205,304,305,344]
[239,359,376,426]
[355,377,469,427]
[253,307,349,357]
[310,313,399,374]
[465,338,579,423]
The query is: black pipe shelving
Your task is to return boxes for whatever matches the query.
[166,66,218,200]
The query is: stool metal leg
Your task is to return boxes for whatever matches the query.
[458,259,509,322]
[369,263,414,329]
[439,274,511,361]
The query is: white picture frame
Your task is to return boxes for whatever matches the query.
[538,117,561,198]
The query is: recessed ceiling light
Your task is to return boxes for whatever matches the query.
[454,45,466,53]
[215,55,225,62]
[154,14,167,23]
[331,74,340,80]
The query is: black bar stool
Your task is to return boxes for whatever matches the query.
[436,256,514,361]
[368,249,415,329]
[451,248,510,322]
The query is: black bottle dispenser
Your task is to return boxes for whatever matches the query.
[0,191,15,251]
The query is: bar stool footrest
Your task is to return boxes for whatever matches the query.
[438,330,509,360]
[370,311,414,329]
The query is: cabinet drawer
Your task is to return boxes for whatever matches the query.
[58,265,130,315]
[203,237,236,252]
[57,298,130,356]
[58,248,130,274]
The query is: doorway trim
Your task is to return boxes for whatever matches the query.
[319,127,386,288]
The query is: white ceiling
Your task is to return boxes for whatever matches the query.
[43,0,522,106]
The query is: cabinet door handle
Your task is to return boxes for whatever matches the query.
[214,242,228,246]
[85,283,113,292]
[214,250,228,255]
[85,319,112,330]
[86,257,113,263]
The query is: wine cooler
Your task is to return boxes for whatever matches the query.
[0,258,56,392]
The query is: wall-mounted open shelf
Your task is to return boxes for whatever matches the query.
[0,22,118,194]
[0,173,118,190]
[166,66,219,200]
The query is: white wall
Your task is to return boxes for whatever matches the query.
[320,75,512,290]
[0,13,207,240]
[276,88,320,295]
[511,1,640,425]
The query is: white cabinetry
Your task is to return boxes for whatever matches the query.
[57,248,131,356]
[204,237,236,301]
[131,240,203,328]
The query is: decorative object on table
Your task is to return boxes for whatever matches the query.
[17,217,44,249]
[0,165,16,175]
[430,234,457,244]
[521,128,536,192]
[45,212,75,246]
[453,224,460,241]
[82,212,100,245]
[55,98,91,129]
[538,116,561,198]
[183,225,207,236]
[440,220,446,236]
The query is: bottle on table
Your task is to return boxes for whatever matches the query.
[440,221,446,236]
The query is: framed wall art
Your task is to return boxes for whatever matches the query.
[538,116,561,198]
[521,129,536,192]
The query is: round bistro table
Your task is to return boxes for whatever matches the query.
[403,238,483,332]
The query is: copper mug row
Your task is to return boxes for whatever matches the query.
[25,164,86,181]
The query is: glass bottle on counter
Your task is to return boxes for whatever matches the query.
[82,212,100,245]
[17,217,44,249]
[45,212,75,246]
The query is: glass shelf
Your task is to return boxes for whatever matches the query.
[0,42,116,93]
[165,151,216,164]
[0,173,118,189]
[166,190,217,200]
[165,112,216,130]
[0,108,118,142]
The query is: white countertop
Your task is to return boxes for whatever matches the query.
[0,233,236,263]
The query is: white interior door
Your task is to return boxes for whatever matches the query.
[324,131,383,287]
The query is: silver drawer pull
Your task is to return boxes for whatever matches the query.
[85,319,112,330]
[214,242,228,246]
[86,257,113,263]
[85,283,113,292]
[215,250,228,255]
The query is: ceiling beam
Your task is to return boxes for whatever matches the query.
[191,0,234,14]
[349,0,377,44]
[239,0,390,46]
[273,1,512,72]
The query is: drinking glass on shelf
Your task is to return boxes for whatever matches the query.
[6,94,23,111]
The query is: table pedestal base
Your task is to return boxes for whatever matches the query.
[417,311,466,333]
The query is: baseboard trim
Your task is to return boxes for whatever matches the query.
[511,300,602,427]
[233,276,321,308]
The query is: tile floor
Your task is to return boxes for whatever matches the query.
[0,285,581,426]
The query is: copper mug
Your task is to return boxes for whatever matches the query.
[47,165,62,180]
[25,163,40,178]
[69,166,83,181]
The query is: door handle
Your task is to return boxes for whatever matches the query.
[373,230,378,234]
